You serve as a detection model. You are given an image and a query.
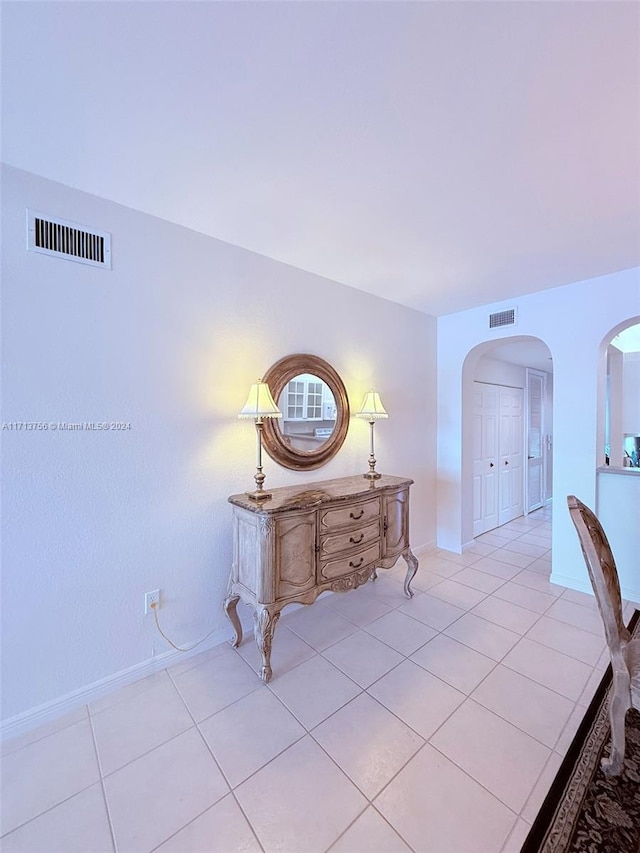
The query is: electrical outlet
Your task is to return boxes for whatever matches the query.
[144,589,160,615]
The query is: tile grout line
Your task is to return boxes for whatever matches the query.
[0,775,99,842]
[0,716,105,843]
[426,737,520,826]
[87,710,118,853]
[163,666,268,853]
[0,705,91,760]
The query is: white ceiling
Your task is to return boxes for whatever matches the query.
[2,1,639,316]
[483,338,552,373]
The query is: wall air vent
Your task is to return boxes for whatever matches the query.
[27,210,111,269]
[489,308,516,329]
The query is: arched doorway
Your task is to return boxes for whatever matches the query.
[597,316,640,469]
[461,336,553,546]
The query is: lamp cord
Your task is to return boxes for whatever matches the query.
[150,602,220,653]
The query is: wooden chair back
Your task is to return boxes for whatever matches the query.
[566,495,630,658]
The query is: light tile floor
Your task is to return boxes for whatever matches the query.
[2,507,638,853]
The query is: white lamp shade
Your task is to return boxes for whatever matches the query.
[238,381,282,419]
[356,390,388,419]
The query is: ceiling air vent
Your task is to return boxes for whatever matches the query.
[27,210,111,269]
[489,308,516,329]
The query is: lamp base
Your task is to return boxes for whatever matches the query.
[363,471,381,480]
[247,489,272,501]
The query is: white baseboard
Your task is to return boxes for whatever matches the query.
[413,540,436,557]
[551,571,639,605]
[549,572,592,595]
[1,616,253,743]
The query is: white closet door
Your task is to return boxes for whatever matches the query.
[473,382,524,535]
[472,383,499,537]
[498,386,524,526]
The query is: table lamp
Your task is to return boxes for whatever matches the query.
[355,390,388,480]
[238,379,282,500]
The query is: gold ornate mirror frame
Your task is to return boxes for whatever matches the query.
[262,354,350,471]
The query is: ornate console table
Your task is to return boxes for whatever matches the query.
[224,474,418,682]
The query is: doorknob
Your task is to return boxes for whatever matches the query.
[504,461,509,465]
[489,462,494,468]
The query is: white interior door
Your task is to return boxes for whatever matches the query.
[526,369,546,512]
[473,382,524,535]
[498,387,524,526]
[472,383,499,537]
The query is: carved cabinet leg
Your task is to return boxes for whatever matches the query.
[223,594,243,648]
[254,606,281,684]
[402,548,419,598]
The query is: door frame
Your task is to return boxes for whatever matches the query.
[460,336,554,549]
[525,368,547,514]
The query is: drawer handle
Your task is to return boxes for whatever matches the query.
[349,557,364,569]
[349,533,364,544]
[349,509,365,520]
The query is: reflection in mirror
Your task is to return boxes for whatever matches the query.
[262,354,350,471]
[277,373,337,452]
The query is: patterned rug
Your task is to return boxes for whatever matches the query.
[522,610,640,853]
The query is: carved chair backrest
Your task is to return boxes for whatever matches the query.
[566,495,630,659]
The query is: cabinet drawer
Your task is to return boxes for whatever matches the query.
[319,541,381,581]
[320,520,379,557]
[320,498,380,532]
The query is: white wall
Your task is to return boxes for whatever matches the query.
[597,469,640,601]
[437,267,640,593]
[474,355,526,388]
[1,165,437,723]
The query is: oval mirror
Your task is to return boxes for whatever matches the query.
[262,354,350,470]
